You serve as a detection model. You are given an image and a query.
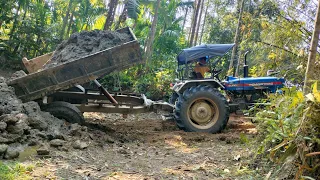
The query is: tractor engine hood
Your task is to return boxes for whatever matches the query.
[223,76,285,93]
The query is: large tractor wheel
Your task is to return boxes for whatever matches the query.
[42,101,85,124]
[169,92,179,105]
[174,85,229,133]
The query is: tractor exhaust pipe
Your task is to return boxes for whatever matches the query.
[243,51,249,78]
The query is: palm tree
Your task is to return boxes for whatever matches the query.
[303,0,320,93]
[114,0,139,29]
[60,0,74,40]
[144,0,161,65]
[104,0,119,30]
[228,0,245,74]
[189,0,202,46]
[194,0,205,45]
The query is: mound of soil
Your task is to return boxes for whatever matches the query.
[0,76,71,159]
[0,75,104,160]
[44,30,132,68]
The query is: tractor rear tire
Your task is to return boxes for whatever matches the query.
[169,92,179,105]
[42,101,85,124]
[174,85,229,133]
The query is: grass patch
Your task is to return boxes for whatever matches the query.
[0,161,34,180]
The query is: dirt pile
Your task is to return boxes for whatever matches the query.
[44,30,132,68]
[0,76,78,159]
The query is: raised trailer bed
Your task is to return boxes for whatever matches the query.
[7,27,173,124]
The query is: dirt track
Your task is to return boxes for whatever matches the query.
[18,113,258,180]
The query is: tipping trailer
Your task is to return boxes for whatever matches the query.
[8,27,173,124]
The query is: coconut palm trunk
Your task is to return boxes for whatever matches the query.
[104,0,119,30]
[144,0,161,66]
[228,0,245,75]
[303,0,320,93]
[189,0,202,46]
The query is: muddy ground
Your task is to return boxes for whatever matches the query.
[14,112,261,180]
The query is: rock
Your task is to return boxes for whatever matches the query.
[106,136,115,143]
[6,120,28,135]
[4,149,19,159]
[72,140,88,149]
[27,115,48,130]
[28,140,38,146]
[0,84,23,114]
[5,133,23,143]
[118,148,129,155]
[9,70,27,80]
[50,139,66,147]
[0,144,8,154]
[69,123,83,136]
[23,101,41,115]
[15,113,29,124]
[37,147,50,155]
[0,121,7,131]
[0,136,8,143]
[1,114,18,124]
[28,129,46,138]
[61,146,69,152]
[7,124,23,135]
[47,130,66,140]
[0,77,5,83]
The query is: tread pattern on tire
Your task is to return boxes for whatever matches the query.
[169,92,179,105]
[43,101,85,124]
[174,85,230,133]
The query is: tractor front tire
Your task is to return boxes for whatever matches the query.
[42,101,85,124]
[174,85,229,133]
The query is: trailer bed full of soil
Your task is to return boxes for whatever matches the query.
[44,30,133,68]
[8,27,142,102]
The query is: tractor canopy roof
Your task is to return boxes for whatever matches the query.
[177,44,235,65]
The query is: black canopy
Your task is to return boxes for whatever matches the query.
[177,44,235,65]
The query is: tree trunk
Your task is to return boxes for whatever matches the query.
[66,12,74,39]
[235,50,242,76]
[144,0,161,66]
[303,0,320,94]
[228,0,245,75]
[182,7,189,31]
[199,0,209,44]
[9,2,21,40]
[194,0,205,45]
[104,0,119,30]
[189,0,202,46]
[60,0,73,41]
[115,3,127,30]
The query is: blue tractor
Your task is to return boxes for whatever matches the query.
[170,44,285,133]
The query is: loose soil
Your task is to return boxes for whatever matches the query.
[16,113,259,180]
[0,72,261,179]
[44,30,132,68]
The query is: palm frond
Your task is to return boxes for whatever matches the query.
[127,0,140,20]
[161,30,180,38]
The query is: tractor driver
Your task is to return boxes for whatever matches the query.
[194,57,210,79]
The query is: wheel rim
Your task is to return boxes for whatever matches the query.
[187,98,219,129]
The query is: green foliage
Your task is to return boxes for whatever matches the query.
[0,161,34,180]
[254,84,320,179]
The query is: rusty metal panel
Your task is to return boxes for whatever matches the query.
[8,27,143,102]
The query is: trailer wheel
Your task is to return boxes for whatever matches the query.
[174,85,229,133]
[169,92,179,105]
[43,101,85,124]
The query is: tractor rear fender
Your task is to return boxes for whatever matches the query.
[173,79,225,94]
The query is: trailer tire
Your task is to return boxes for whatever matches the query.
[174,85,229,133]
[43,101,85,124]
